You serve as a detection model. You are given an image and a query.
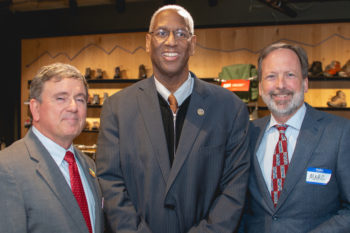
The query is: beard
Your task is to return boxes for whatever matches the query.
[261,83,305,119]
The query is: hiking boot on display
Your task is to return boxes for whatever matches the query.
[327,90,347,108]
[308,61,323,78]
[339,59,350,77]
[114,66,121,79]
[85,67,92,79]
[96,68,103,79]
[139,64,147,79]
[324,61,342,77]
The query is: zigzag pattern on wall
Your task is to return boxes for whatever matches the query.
[25,33,350,68]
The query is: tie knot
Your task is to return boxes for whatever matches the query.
[275,124,288,133]
[64,151,75,164]
[168,94,178,113]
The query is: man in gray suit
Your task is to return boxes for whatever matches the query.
[0,63,104,233]
[242,42,350,232]
[96,4,250,233]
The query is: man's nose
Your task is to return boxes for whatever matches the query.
[276,75,286,89]
[67,98,78,111]
[164,31,177,45]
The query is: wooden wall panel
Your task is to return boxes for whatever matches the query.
[21,22,350,137]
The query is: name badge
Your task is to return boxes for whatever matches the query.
[306,167,331,185]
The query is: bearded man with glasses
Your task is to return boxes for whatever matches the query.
[96,5,250,233]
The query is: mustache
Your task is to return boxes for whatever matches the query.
[269,89,294,96]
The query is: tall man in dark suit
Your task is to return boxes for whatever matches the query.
[96,4,250,233]
[0,63,104,233]
[242,42,350,232]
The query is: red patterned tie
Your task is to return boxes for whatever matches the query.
[271,125,289,207]
[64,151,93,233]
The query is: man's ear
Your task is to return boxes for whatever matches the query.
[258,81,263,97]
[189,35,197,56]
[146,33,151,53]
[29,99,40,122]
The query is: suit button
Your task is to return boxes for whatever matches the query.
[165,204,175,210]
[272,215,278,221]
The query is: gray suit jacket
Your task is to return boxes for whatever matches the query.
[0,128,104,233]
[96,75,250,233]
[243,103,350,233]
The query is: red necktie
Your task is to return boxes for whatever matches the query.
[168,94,178,114]
[271,125,289,207]
[64,151,93,233]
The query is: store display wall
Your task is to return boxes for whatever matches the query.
[20,22,350,145]
[2,0,350,145]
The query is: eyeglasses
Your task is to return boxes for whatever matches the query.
[149,28,192,42]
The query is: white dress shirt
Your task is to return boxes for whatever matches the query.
[256,103,306,192]
[32,126,96,233]
[154,72,194,106]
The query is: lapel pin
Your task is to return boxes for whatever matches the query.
[89,168,96,178]
[197,108,205,116]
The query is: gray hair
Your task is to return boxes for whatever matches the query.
[149,4,194,35]
[30,62,88,102]
[257,42,309,81]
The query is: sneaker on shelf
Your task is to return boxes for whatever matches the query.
[327,90,347,108]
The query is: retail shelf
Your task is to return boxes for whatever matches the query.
[82,129,99,133]
[258,106,350,111]
[87,104,102,108]
[308,76,350,81]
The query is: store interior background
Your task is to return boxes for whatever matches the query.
[1,0,350,146]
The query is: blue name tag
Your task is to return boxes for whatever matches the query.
[306,167,332,185]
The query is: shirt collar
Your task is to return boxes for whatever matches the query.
[267,103,306,132]
[32,126,74,166]
[154,72,194,106]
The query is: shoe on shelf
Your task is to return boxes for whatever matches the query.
[114,66,121,79]
[92,94,100,105]
[96,68,103,79]
[327,90,347,108]
[84,121,91,130]
[339,59,350,77]
[91,121,100,130]
[138,64,147,79]
[85,67,92,80]
[308,61,323,78]
[324,60,342,77]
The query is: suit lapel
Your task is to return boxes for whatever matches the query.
[25,129,88,233]
[276,105,324,209]
[136,77,171,182]
[251,117,277,212]
[165,78,209,194]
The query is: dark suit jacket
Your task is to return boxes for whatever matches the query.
[243,103,350,233]
[0,128,104,233]
[96,75,250,233]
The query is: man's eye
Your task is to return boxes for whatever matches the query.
[175,30,187,38]
[57,97,65,101]
[156,30,169,38]
[265,75,275,80]
[287,73,295,78]
[77,98,86,103]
